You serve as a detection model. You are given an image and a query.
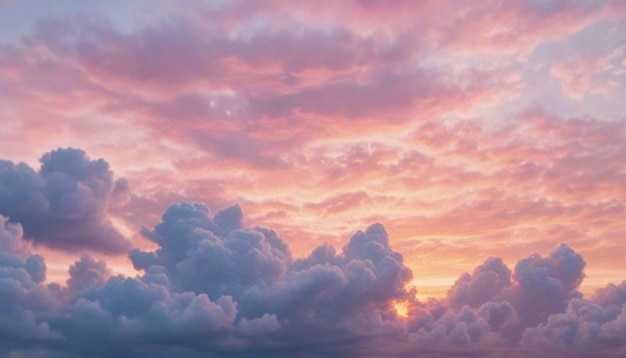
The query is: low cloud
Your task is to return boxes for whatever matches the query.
[0,199,625,357]
[0,143,623,356]
[0,148,130,254]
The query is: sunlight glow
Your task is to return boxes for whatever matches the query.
[394,300,410,318]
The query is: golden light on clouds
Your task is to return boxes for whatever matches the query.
[393,300,410,318]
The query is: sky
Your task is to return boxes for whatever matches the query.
[0,0,626,356]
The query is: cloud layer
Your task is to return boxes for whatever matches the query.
[0,199,625,357]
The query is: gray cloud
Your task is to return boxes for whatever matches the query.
[447,256,511,309]
[593,280,626,308]
[0,216,61,355]
[0,148,130,254]
[522,298,626,356]
[0,199,623,357]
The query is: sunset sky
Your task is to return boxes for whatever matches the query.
[1,0,626,356]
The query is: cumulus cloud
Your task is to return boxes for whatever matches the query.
[447,256,511,309]
[66,254,111,296]
[0,198,625,357]
[129,203,412,334]
[521,298,626,356]
[400,243,587,351]
[0,137,623,356]
[506,244,585,327]
[0,198,407,355]
[593,280,626,307]
[446,244,585,329]
[0,148,130,254]
[0,216,61,354]
[0,147,623,356]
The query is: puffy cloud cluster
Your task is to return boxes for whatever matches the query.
[127,203,412,347]
[593,280,626,307]
[521,299,626,357]
[447,256,511,309]
[446,244,585,322]
[0,147,623,356]
[506,244,585,327]
[393,246,584,351]
[0,148,130,253]
[0,216,61,354]
[0,199,625,357]
[0,197,415,356]
[399,243,589,353]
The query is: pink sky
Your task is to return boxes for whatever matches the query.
[1,1,626,356]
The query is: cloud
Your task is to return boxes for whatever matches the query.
[593,280,626,307]
[521,298,626,356]
[408,302,519,349]
[446,244,586,319]
[0,216,61,354]
[0,148,130,254]
[0,201,413,356]
[505,243,586,327]
[404,243,586,349]
[447,256,511,309]
[129,203,412,325]
[551,53,626,99]
[0,199,625,357]
[66,254,111,296]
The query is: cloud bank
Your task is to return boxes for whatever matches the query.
[0,172,625,356]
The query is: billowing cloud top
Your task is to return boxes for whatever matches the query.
[1,199,626,357]
[0,148,130,254]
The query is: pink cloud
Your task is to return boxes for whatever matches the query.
[552,49,626,99]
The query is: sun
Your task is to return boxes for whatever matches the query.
[393,300,409,318]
